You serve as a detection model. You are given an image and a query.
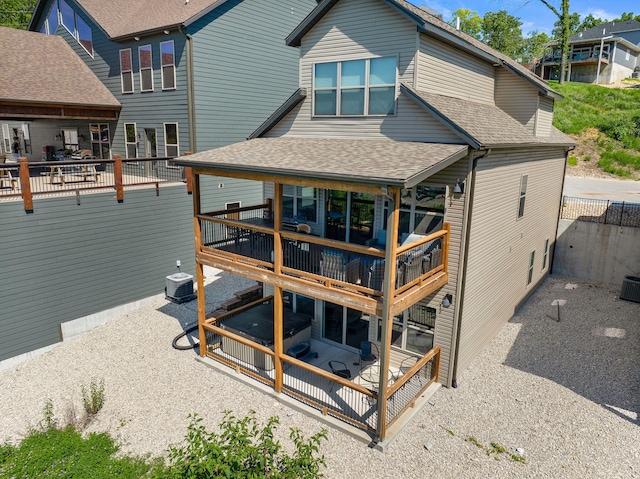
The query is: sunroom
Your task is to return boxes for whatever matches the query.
[175,137,468,442]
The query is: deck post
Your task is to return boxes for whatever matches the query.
[113,154,124,202]
[18,157,33,213]
[442,222,450,273]
[184,152,193,195]
[375,186,400,442]
[191,173,206,357]
[273,183,284,392]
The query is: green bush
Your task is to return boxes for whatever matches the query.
[81,377,105,415]
[154,411,327,479]
[567,156,578,166]
[597,158,633,177]
[600,150,640,170]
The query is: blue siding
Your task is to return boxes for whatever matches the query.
[189,0,317,151]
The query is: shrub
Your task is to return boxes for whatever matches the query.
[567,156,578,166]
[81,378,105,415]
[155,411,327,479]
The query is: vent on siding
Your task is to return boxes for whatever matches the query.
[620,276,640,303]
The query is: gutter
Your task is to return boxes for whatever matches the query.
[449,147,491,388]
[180,25,197,154]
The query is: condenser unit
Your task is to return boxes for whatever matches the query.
[620,275,640,303]
[166,272,196,303]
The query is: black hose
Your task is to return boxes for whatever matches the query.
[172,324,200,350]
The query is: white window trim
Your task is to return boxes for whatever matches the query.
[120,49,134,94]
[75,15,94,58]
[283,186,318,223]
[139,45,154,92]
[542,238,550,270]
[160,40,176,91]
[527,250,535,286]
[517,174,528,219]
[163,122,179,157]
[312,55,398,117]
[59,0,75,37]
[124,123,138,159]
[2,124,10,153]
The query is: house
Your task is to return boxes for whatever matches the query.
[0,26,120,162]
[180,0,577,444]
[540,20,640,84]
[25,0,316,167]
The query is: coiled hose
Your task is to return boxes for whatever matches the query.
[172,324,200,350]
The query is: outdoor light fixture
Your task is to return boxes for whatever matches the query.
[55,133,62,141]
[442,294,453,308]
[164,30,170,35]
[134,36,140,41]
[453,179,464,194]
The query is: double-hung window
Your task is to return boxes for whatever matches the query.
[124,123,138,158]
[517,175,528,219]
[161,41,176,90]
[542,239,550,270]
[527,251,535,285]
[120,49,134,93]
[164,123,178,157]
[283,186,317,223]
[139,45,153,92]
[313,56,397,116]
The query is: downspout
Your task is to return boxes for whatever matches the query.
[180,25,197,153]
[449,148,490,388]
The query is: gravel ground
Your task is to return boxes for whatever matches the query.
[1,271,639,478]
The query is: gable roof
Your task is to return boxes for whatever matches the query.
[175,138,468,188]
[30,0,231,40]
[569,20,640,42]
[0,26,120,109]
[286,0,562,101]
[401,84,575,149]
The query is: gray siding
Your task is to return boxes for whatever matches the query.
[417,35,495,104]
[0,181,261,363]
[613,43,638,69]
[190,0,315,151]
[494,68,538,132]
[455,148,566,374]
[536,97,554,137]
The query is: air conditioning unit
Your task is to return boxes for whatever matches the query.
[620,275,640,303]
[166,272,196,303]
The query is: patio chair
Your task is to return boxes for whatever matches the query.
[320,252,360,284]
[328,360,351,392]
[355,340,378,367]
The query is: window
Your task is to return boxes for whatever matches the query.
[542,239,549,270]
[384,184,446,237]
[90,124,110,159]
[124,123,137,158]
[283,185,317,223]
[120,49,134,93]
[517,175,528,219]
[62,128,78,150]
[59,0,74,35]
[2,124,10,153]
[626,49,630,61]
[164,123,178,157]
[76,15,93,56]
[161,41,176,90]
[527,251,535,285]
[45,2,59,35]
[377,304,435,354]
[139,45,153,92]
[313,56,397,116]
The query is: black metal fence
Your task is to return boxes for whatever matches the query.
[561,196,640,228]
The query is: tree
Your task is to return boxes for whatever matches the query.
[521,30,552,62]
[0,0,36,29]
[449,8,483,39]
[481,10,524,59]
[578,13,603,31]
[536,0,572,84]
[552,11,580,39]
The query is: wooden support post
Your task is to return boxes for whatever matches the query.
[442,222,450,273]
[184,152,193,195]
[376,187,400,442]
[113,154,124,203]
[191,174,207,357]
[18,157,33,213]
[273,286,284,393]
[273,184,283,274]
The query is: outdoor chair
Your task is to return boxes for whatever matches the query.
[355,340,378,367]
[328,360,351,392]
[320,252,360,284]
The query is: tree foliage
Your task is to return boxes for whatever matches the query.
[481,10,524,58]
[449,8,483,39]
[0,0,37,29]
[522,30,552,62]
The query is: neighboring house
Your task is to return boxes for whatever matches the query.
[0,26,120,162]
[540,20,640,83]
[176,0,575,443]
[26,0,316,163]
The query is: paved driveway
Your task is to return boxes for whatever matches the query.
[564,176,640,202]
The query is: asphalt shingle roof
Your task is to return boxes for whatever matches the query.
[402,84,575,149]
[0,26,120,107]
[569,20,640,42]
[176,138,469,188]
[75,0,225,39]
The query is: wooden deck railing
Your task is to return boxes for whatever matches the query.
[1,155,190,212]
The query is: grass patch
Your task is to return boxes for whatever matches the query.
[0,427,157,479]
[600,149,640,170]
[567,156,578,166]
[465,436,527,464]
[597,158,634,177]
